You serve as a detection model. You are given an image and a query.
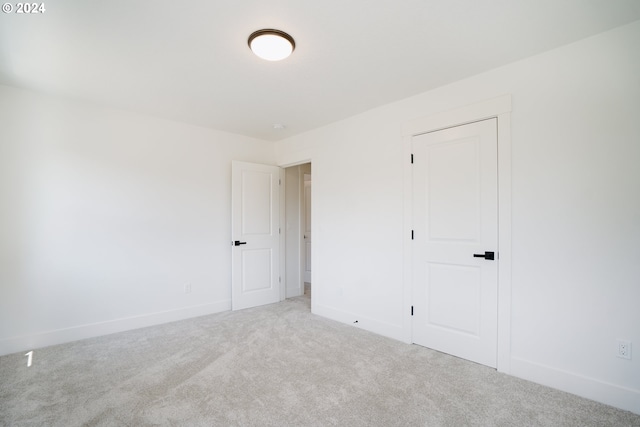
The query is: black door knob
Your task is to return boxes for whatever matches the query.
[234,241,247,246]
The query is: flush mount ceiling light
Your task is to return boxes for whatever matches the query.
[248,29,295,61]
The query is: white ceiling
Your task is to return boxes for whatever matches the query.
[2,1,639,141]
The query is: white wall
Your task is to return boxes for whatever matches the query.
[0,85,275,355]
[275,21,640,413]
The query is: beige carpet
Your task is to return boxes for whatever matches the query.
[1,294,639,426]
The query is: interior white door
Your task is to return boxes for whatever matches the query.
[303,174,312,283]
[231,161,281,311]
[412,118,498,368]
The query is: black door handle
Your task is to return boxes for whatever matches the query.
[473,251,495,260]
[234,241,247,246]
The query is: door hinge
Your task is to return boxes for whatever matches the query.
[411,230,414,240]
[411,306,414,316]
[279,227,281,234]
[279,179,281,185]
[411,153,414,164]
[279,276,281,283]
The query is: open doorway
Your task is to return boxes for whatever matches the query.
[303,171,311,296]
[284,162,311,303]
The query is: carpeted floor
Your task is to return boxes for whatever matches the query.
[1,292,639,426]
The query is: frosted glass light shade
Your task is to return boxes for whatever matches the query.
[248,29,295,61]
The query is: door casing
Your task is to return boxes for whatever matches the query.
[303,173,312,284]
[403,95,512,373]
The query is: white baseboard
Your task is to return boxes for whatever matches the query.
[313,304,405,343]
[510,357,640,415]
[307,303,640,415]
[0,300,231,357]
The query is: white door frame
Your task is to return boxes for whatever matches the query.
[279,167,286,302]
[403,95,512,374]
[302,173,312,284]
[280,160,314,305]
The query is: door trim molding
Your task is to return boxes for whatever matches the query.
[279,166,286,302]
[302,173,312,285]
[278,158,316,313]
[403,95,512,373]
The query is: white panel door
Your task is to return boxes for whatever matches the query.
[303,174,312,283]
[412,118,498,368]
[232,161,281,311]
